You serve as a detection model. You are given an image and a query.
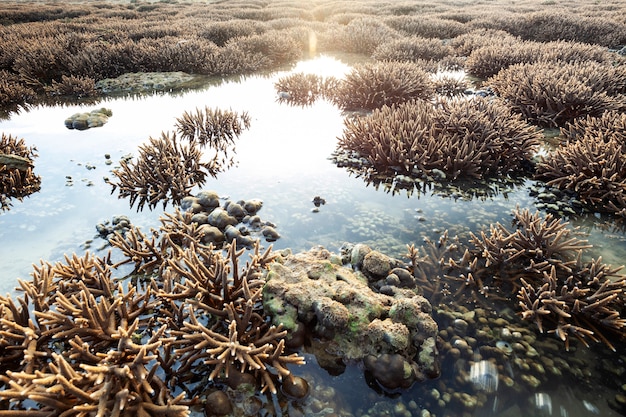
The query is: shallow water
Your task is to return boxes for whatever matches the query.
[1,55,625,417]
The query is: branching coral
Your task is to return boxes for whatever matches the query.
[274,72,339,106]
[488,61,625,127]
[407,207,626,350]
[535,133,626,216]
[332,61,434,111]
[334,97,540,181]
[560,111,626,143]
[109,131,210,211]
[0,204,303,414]
[0,133,41,211]
[44,74,99,99]
[372,36,453,63]
[464,39,615,79]
[175,106,250,150]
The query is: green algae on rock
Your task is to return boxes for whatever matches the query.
[263,245,439,391]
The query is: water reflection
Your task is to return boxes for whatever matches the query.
[1,55,626,417]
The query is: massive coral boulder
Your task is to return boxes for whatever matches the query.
[263,245,439,391]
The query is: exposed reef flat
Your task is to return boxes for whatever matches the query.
[95,71,200,94]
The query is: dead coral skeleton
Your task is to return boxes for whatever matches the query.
[0,133,41,211]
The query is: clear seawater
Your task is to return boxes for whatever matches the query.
[1,55,625,417]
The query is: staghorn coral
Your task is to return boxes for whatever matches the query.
[274,72,339,106]
[0,70,36,111]
[464,39,615,79]
[432,73,469,98]
[0,204,304,414]
[472,9,626,48]
[332,61,434,111]
[488,61,625,127]
[109,131,210,211]
[384,15,468,39]
[560,110,626,143]
[407,207,626,350]
[372,36,453,63]
[174,106,250,175]
[334,97,540,181]
[535,133,626,216]
[44,74,99,99]
[0,133,41,211]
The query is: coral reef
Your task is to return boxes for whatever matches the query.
[0,203,304,414]
[64,107,112,130]
[175,106,250,149]
[0,133,41,211]
[109,131,210,211]
[487,61,626,127]
[274,72,339,106]
[263,245,439,391]
[332,61,434,111]
[333,97,540,181]
[408,208,626,351]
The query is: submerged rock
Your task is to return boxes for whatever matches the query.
[95,71,198,94]
[64,108,112,130]
[263,245,439,391]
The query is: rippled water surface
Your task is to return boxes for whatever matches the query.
[1,55,625,417]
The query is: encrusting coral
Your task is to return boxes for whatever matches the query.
[0,203,304,414]
[407,207,626,351]
[0,133,41,211]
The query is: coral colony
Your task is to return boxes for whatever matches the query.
[0,133,40,211]
[2,0,626,416]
